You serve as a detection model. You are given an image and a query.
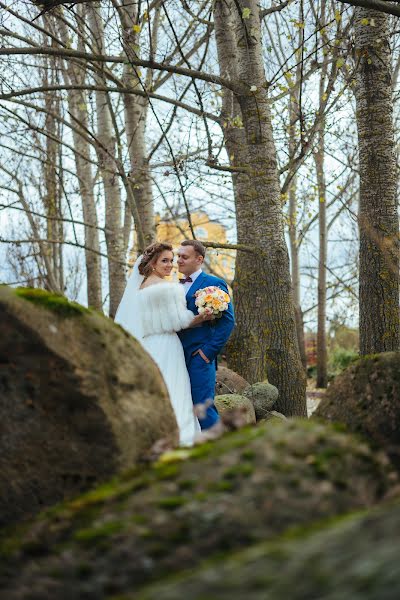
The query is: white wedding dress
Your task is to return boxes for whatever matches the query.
[114,257,201,446]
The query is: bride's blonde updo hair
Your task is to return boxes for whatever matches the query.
[139,242,173,278]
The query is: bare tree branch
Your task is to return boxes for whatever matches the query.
[0,236,128,266]
[261,0,291,19]
[337,0,400,17]
[0,84,219,122]
[0,46,246,93]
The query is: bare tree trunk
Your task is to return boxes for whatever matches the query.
[214,0,256,375]
[214,0,306,416]
[59,9,103,310]
[88,3,126,317]
[118,2,155,250]
[314,124,328,387]
[68,87,103,310]
[354,8,400,354]
[8,169,60,293]
[56,138,64,292]
[288,83,307,372]
[314,2,328,388]
[41,21,64,292]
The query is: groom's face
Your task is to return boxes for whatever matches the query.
[177,245,203,276]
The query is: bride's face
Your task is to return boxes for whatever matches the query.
[153,250,174,278]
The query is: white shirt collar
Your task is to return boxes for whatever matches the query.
[181,268,202,290]
[189,268,202,282]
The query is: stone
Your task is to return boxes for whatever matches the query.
[258,410,287,424]
[215,365,249,395]
[215,393,256,425]
[0,286,178,527]
[0,419,396,599]
[139,498,400,599]
[243,381,279,420]
[315,352,400,471]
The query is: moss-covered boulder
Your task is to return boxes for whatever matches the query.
[259,410,287,424]
[215,393,256,424]
[215,365,249,395]
[243,381,279,420]
[0,419,396,599]
[138,498,400,600]
[315,352,400,470]
[0,286,177,526]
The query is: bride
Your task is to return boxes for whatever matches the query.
[114,242,210,446]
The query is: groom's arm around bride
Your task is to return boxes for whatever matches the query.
[177,240,235,431]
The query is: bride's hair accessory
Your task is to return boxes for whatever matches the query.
[139,242,173,277]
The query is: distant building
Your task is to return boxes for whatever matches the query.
[155,211,235,282]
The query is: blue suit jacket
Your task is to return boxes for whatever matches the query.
[178,272,235,363]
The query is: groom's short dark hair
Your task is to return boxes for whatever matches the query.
[181,239,206,258]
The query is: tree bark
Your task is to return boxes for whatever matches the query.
[119,2,155,250]
[354,8,400,354]
[59,10,103,310]
[288,156,307,371]
[31,0,400,20]
[88,3,126,317]
[314,2,328,388]
[287,19,307,372]
[42,92,62,289]
[314,126,328,387]
[40,21,64,293]
[214,0,307,416]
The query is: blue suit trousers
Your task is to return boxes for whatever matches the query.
[186,351,219,429]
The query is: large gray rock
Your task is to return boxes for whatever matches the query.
[215,365,249,395]
[140,498,400,600]
[243,381,279,420]
[0,419,396,599]
[315,352,400,471]
[0,286,177,526]
[215,393,256,425]
[258,410,287,424]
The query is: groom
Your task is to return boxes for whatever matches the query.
[177,240,235,430]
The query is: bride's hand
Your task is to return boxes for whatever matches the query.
[190,313,214,327]
[201,313,214,321]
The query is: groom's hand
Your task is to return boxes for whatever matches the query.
[192,348,211,363]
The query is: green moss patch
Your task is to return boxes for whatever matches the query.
[136,501,400,600]
[74,520,125,544]
[0,419,397,598]
[15,287,89,317]
[157,496,187,510]
[315,351,400,471]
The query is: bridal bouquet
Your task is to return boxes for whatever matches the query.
[195,286,230,318]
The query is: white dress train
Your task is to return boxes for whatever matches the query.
[115,275,200,446]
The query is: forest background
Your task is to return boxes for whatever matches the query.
[1,0,399,417]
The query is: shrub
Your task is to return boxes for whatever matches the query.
[328,347,359,377]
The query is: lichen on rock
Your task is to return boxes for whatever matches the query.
[138,498,400,600]
[243,381,279,420]
[315,352,400,471]
[0,285,177,527]
[0,418,396,599]
[215,393,256,424]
